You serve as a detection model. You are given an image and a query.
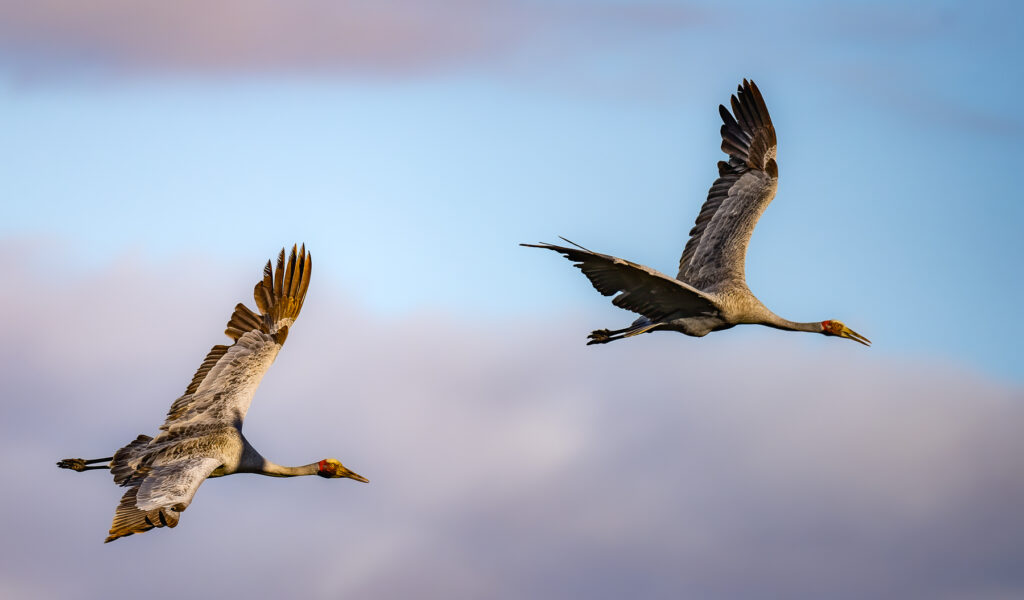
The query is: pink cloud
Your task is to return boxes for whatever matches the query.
[1,241,1022,598]
[0,0,700,76]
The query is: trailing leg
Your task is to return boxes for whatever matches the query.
[57,457,113,472]
[587,319,661,345]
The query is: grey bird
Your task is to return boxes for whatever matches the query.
[57,245,368,543]
[523,80,870,347]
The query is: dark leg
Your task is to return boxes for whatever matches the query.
[57,457,113,472]
[587,321,660,345]
[587,326,633,345]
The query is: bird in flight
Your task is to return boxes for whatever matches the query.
[523,80,869,347]
[58,245,368,543]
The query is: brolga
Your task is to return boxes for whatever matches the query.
[523,80,870,347]
[57,245,368,543]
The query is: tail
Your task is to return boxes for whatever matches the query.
[110,434,154,485]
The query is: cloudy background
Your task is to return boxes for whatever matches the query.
[2,1,1022,598]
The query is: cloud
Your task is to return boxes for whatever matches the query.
[1,242,1022,599]
[0,0,700,77]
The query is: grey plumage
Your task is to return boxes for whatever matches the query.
[58,245,369,543]
[523,79,870,347]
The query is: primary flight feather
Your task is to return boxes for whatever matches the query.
[523,80,870,347]
[57,244,368,543]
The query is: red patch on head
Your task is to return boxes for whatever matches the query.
[318,459,328,473]
[821,320,831,332]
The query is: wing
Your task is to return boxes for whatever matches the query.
[161,244,312,432]
[677,79,778,290]
[523,240,718,321]
[105,456,220,543]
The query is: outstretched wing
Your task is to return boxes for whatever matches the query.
[160,244,312,433]
[523,240,718,322]
[105,456,220,543]
[677,79,778,290]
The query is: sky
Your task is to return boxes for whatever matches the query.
[1,1,1022,598]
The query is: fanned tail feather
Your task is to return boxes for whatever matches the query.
[110,435,153,485]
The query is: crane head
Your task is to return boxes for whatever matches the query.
[317,458,370,482]
[821,320,870,346]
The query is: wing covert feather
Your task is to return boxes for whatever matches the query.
[103,244,313,543]
[164,245,311,430]
[105,457,220,543]
[677,80,778,289]
[523,241,718,321]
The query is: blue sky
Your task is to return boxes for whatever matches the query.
[2,0,1021,381]
[1,2,1023,598]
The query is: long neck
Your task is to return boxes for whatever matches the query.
[259,460,320,477]
[238,436,319,477]
[761,312,822,333]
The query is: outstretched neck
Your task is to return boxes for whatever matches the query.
[238,436,320,477]
[259,460,320,477]
[761,312,822,334]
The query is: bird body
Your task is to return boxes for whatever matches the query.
[524,80,869,347]
[58,245,368,543]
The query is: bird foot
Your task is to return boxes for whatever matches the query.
[587,329,611,345]
[57,458,88,471]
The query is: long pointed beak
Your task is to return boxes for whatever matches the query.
[340,467,369,483]
[840,325,871,347]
